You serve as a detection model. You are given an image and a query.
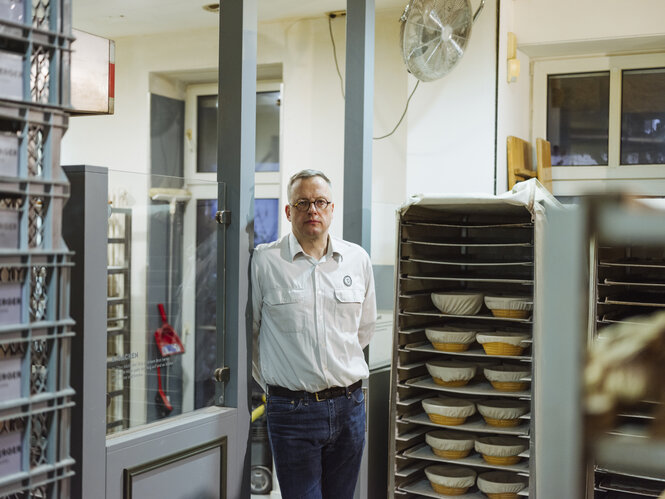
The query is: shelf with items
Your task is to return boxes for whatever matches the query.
[0,1,73,494]
[106,206,131,433]
[591,239,665,497]
[0,0,73,110]
[389,192,547,499]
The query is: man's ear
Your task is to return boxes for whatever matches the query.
[285,204,291,222]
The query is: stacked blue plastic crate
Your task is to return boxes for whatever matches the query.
[0,0,74,496]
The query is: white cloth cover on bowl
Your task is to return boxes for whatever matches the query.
[477,471,528,494]
[474,436,528,457]
[484,364,531,382]
[484,295,533,311]
[431,292,484,315]
[426,430,477,451]
[425,465,477,488]
[425,326,477,344]
[473,357,502,371]
[477,399,529,419]
[476,332,530,346]
[426,360,476,381]
[422,397,476,417]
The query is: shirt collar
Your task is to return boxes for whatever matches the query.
[288,233,343,262]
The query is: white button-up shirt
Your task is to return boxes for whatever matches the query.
[251,233,377,392]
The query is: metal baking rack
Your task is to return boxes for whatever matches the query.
[538,196,665,499]
[591,229,665,497]
[389,196,541,498]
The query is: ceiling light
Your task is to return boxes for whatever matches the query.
[203,3,219,13]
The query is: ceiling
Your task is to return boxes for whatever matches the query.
[73,0,407,39]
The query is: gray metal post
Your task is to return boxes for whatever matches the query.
[343,0,374,251]
[535,204,587,498]
[343,2,375,497]
[62,165,108,499]
[218,1,256,497]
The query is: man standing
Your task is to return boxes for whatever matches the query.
[251,169,377,498]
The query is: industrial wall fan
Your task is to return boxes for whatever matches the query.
[400,0,485,82]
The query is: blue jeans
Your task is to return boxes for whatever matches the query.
[266,386,366,499]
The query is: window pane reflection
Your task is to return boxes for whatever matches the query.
[196,91,282,173]
[256,91,280,172]
[196,95,218,173]
[621,68,665,165]
[195,199,218,408]
[547,72,610,166]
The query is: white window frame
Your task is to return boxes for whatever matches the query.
[179,82,283,410]
[532,52,665,196]
[183,81,283,192]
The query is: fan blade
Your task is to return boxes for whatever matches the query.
[423,38,445,67]
[427,9,445,32]
[407,36,440,61]
[447,6,470,31]
[448,34,466,57]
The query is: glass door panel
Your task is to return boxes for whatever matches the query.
[105,170,221,433]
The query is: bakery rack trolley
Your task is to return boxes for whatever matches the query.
[538,195,665,499]
[590,198,665,498]
[0,0,74,496]
[106,207,132,433]
[388,180,559,498]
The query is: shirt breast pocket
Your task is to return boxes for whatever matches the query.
[334,288,364,333]
[264,288,307,334]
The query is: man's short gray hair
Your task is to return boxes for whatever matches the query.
[287,169,332,202]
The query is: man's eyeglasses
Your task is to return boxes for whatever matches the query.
[291,198,332,212]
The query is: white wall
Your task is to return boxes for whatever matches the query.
[62,14,408,265]
[492,0,665,194]
[494,0,532,194]
[405,0,498,197]
[514,0,665,46]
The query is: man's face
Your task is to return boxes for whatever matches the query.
[286,176,334,243]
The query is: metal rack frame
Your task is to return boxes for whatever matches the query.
[389,194,544,498]
[538,196,665,499]
[106,207,131,433]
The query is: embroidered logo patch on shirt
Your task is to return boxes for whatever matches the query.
[343,275,352,287]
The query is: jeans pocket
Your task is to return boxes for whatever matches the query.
[350,387,365,405]
[267,395,301,415]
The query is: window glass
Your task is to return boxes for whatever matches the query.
[256,91,280,172]
[196,95,218,173]
[254,198,279,246]
[621,68,665,165]
[547,72,610,166]
[195,91,281,173]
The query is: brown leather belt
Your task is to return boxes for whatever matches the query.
[268,380,362,402]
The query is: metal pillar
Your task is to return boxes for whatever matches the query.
[62,165,109,499]
[535,204,587,498]
[343,2,375,497]
[343,0,374,251]
[218,1,257,497]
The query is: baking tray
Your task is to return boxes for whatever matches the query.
[401,310,533,323]
[402,412,530,436]
[404,443,530,474]
[399,479,485,499]
[407,376,531,400]
[405,257,533,267]
[405,341,532,361]
[406,239,533,248]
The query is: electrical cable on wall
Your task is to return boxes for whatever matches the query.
[328,15,345,99]
[327,13,419,141]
